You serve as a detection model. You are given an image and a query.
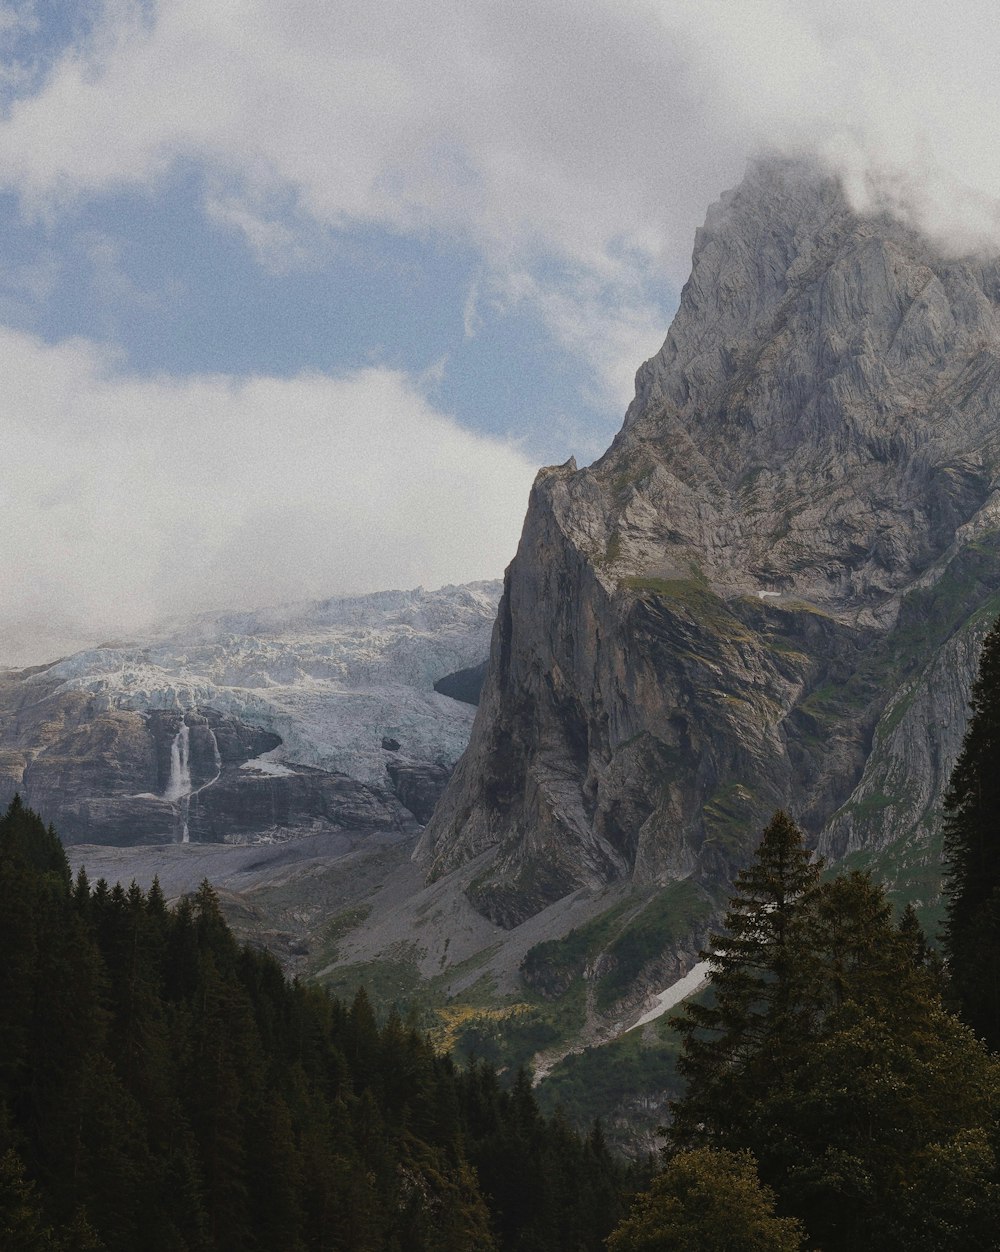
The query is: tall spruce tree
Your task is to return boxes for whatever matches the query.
[671,810,820,1148]
[943,614,1000,1049]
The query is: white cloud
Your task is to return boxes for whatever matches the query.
[648,0,1000,254]
[497,267,668,412]
[0,328,536,665]
[4,0,1000,659]
[0,0,726,416]
[31,1,718,275]
[462,279,482,341]
[203,190,314,274]
[1,1,998,411]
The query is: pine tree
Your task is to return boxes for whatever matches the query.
[671,810,820,1148]
[899,903,933,968]
[671,817,1000,1252]
[757,871,1000,1250]
[943,614,1000,1049]
[0,796,70,885]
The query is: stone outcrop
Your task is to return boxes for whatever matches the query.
[385,761,453,825]
[419,157,1000,926]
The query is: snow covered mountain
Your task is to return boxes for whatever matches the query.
[0,581,501,845]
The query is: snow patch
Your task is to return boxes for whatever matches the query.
[625,959,713,1033]
[241,749,296,777]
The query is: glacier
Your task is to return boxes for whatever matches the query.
[47,581,501,787]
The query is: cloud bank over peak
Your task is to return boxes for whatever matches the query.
[1,2,999,274]
[1,329,536,665]
[665,0,1000,256]
[0,0,997,427]
[4,0,1000,663]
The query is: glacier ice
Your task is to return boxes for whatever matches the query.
[43,582,502,788]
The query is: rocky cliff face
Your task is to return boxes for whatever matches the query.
[0,582,499,845]
[419,158,1000,926]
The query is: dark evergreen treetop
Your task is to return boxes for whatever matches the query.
[671,810,821,1145]
[667,809,1000,1252]
[0,794,70,884]
[943,614,1000,1049]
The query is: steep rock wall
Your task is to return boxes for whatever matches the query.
[419,158,1000,925]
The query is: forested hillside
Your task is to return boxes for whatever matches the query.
[0,796,635,1251]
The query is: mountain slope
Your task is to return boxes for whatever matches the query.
[419,158,1000,926]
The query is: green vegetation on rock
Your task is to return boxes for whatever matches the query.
[521,894,639,999]
[314,943,423,1006]
[619,577,755,644]
[702,783,759,858]
[521,882,714,1018]
[595,882,714,1012]
[314,902,372,964]
[536,1011,685,1138]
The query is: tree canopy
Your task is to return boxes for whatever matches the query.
[664,810,1000,1252]
[943,614,1000,1049]
[606,1148,804,1252]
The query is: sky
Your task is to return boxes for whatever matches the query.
[3,0,1000,664]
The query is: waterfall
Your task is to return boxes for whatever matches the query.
[164,717,224,844]
[164,722,191,802]
[190,726,223,797]
[165,721,192,843]
[205,726,222,787]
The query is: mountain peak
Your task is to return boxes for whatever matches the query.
[420,162,1000,926]
[632,159,835,398]
[630,154,997,426]
[593,157,1000,617]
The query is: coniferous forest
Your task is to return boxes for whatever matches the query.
[0,796,635,1251]
[8,620,1000,1250]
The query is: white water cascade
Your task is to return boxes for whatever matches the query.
[164,718,226,844]
[165,721,192,842]
[194,727,223,798]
